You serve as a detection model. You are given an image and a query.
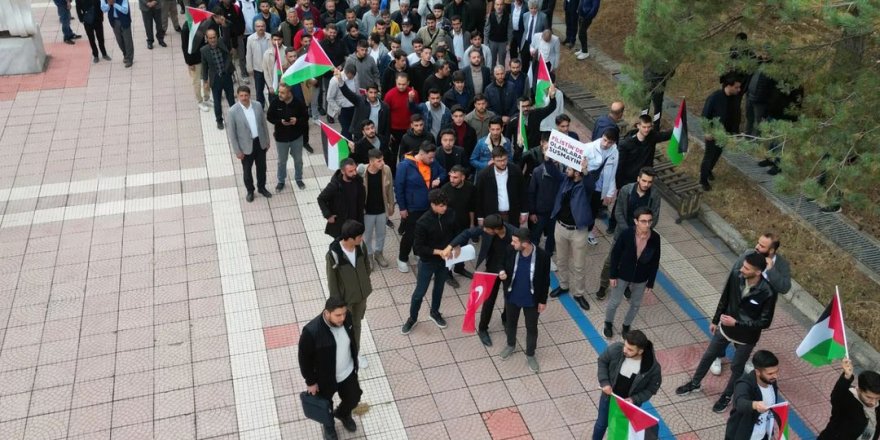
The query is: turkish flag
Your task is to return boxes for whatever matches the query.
[462,272,499,333]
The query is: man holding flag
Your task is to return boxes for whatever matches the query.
[182,3,213,112]
[504,88,558,164]
[724,350,782,440]
[818,358,880,439]
[497,227,550,373]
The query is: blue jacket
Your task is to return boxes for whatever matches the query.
[547,160,594,229]
[394,155,448,213]
[579,0,600,19]
[484,80,518,117]
[529,160,563,215]
[252,13,281,34]
[591,114,617,141]
[449,223,518,270]
[470,135,513,172]
[417,103,453,134]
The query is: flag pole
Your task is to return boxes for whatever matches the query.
[835,285,849,359]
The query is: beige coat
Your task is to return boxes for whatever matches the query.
[358,164,395,217]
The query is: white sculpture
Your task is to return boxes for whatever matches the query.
[0,0,47,75]
[0,0,38,37]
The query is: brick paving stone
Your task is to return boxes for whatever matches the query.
[481,406,530,440]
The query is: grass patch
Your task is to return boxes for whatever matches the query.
[556,44,880,349]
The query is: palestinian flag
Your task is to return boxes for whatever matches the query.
[185,7,214,54]
[769,402,790,440]
[667,99,688,165]
[608,394,659,440]
[796,288,848,366]
[321,121,351,170]
[272,42,283,93]
[534,52,553,108]
[518,107,528,151]
[282,39,333,86]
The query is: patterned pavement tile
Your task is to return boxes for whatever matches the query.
[481,406,530,440]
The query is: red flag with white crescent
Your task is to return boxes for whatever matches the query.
[462,272,498,333]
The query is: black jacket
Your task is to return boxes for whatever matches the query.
[712,272,776,345]
[528,160,562,215]
[818,373,880,440]
[400,129,434,156]
[504,96,557,162]
[75,0,103,26]
[413,209,457,263]
[180,21,207,66]
[321,36,349,72]
[450,223,518,270]
[501,246,551,306]
[339,82,390,142]
[317,171,366,238]
[266,96,310,141]
[297,312,359,396]
[422,73,453,99]
[615,129,671,188]
[703,88,741,135]
[381,65,408,97]
[725,371,779,440]
[441,180,476,232]
[609,228,661,288]
[451,122,479,164]
[596,341,662,405]
[436,146,468,176]
[474,163,526,220]
[352,136,390,165]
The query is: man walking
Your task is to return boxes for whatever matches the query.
[609,115,669,233]
[592,330,662,440]
[101,0,134,68]
[326,220,373,368]
[724,350,780,440]
[441,165,476,280]
[818,358,880,439]
[358,149,395,268]
[246,19,272,106]
[700,74,743,191]
[266,83,309,191]
[227,86,272,202]
[140,0,166,49]
[401,190,456,334]
[675,253,776,414]
[394,143,447,272]
[298,297,362,440]
[583,127,619,246]
[497,227,551,373]
[182,2,211,111]
[201,29,237,129]
[575,0,599,60]
[318,159,366,239]
[528,139,560,269]
[603,207,661,338]
[56,0,82,45]
[76,0,111,62]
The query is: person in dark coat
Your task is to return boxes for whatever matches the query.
[505,92,558,166]
[76,0,111,62]
[436,129,469,176]
[318,159,366,239]
[338,80,391,142]
[399,114,435,156]
[298,297,362,440]
[527,137,560,260]
[724,350,781,440]
[497,227,551,373]
[450,105,478,167]
[592,330,662,440]
[700,73,743,191]
[474,147,527,227]
[818,358,880,440]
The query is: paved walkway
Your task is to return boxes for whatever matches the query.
[0,6,842,440]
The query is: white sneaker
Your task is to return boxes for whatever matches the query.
[577,52,591,60]
[358,354,369,369]
[574,50,583,56]
[710,357,722,376]
[199,102,210,112]
[744,360,754,374]
[550,260,557,271]
[397,260,410,273]
[587,234,599,246]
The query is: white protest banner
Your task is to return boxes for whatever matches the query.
[546,129,587,170]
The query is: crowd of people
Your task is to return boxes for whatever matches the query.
[50,0,878,439]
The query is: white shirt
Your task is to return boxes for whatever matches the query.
[241,102,259,138]
[494,167,510,212]
[584,138,619,198]
[341,244,357,267]
[326,318,355,382]
[511,3,523,30]
[750,384,777,440]
[452,30,466,60]
[619,357,641,378]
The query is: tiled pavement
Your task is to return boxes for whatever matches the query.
[0,5,842,440]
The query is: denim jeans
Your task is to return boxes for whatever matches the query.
[363,213,387,254]
[276,137,304,184]
[529,214,555,256]
[55,0,75,40]
[691,330,756,397]
[408,260,447,321]
[211,72,235,123]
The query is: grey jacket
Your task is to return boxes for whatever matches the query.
[613,183,662,240]
[733,250,792,295]
[227,101,270,156]
[596,342,662,406]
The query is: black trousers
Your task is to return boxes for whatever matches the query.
[141,7,165,44]
[389,128,407,176]
[242,138,267,193]
[505,302,539,356]
[84,22,108,57]
[318,371,362,425]
[577,16,592,53]
[700,139,723,184]
[478,277,503,332]
[211,72,236,123]
[398,210,425,263]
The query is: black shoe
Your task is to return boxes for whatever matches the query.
[304,143,315,154]
[102,54,112,61]
[72,34,83,39]
[323,425,339,440]
[701,182,712,192]
[757,158,774,167]
[595,287,606,301]
[621,325,630,337]
[296,180,306,189]
[446,276,460,289]
[477,329,492,347]
[275,183,285,192]
[401,318,416,335]
[500,310,506,326]
[217,121,224,130]
[712,394,732,413]
[606,226,615,235]
[327,115,335,123]
[603,322,613,338]
[386,219,395,229]
[623,287,632,300]
[174,27,182,32]
[675,381,701,396]
[429,311,447,328]
[397,223,405,235]
[158,40,167,47]
[147,42,153,50]
[708,172,716,181]
[550,287,568,298]
[767,165,781,175]
[334,412,357,432]
[574,295,590,311]
[124,61,133,68]
[64,39,75,45]
[820,204,841,213]
[258,188,273,198]
[454,268,473,279]
[246,192,254,202]
[92,56,99,63]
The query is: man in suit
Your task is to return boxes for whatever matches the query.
[202,29,237,129]
[516,0,547,73]
[298,297,362,440]
[475,147,527,227]
[227,86,273,202]
[497,227,551,373]
[462,50,491,96]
